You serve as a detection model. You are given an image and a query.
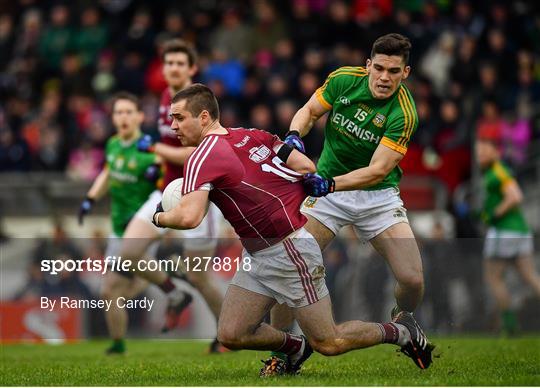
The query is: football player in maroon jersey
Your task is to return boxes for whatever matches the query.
[153,84,432,375]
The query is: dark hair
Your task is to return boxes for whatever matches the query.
[161,39,198,67]
[111,91,141,111]
[371,33,412,64]
[172,83,220,120]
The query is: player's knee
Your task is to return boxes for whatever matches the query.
[101,285,119,300]
[216,326,243,350]
[520,271,538,286]
[485,271,501,285]
[119,245,138,261]
[399,272,424,293]
[119,240,150,261]
[218,321,260,350]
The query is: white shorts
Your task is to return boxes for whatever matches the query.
[231,228,329,308]
[301,187,408,240]
[134,190,221,250]
[483,227,534,260]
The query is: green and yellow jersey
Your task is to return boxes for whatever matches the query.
[482,160,529,233]
[315,66,418,190]
[106,135,158,236]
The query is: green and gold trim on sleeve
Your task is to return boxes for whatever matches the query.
[315,88,332,110]
[396,86,416,149]
[381,136,408,154]
[316,66,368,110]
[493,161,515,189]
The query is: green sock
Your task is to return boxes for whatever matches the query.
[111,339,125,352]
[501,310,517,334]
[270,351,287,361]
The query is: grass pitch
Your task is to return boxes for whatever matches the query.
[1,337,539,386]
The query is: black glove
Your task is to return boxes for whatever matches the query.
[152,201,165,228]
[303,173,335,197]
[137,134,155,152]
[144,164,161,183]
[78,197,94,225]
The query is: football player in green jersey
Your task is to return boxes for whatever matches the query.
[78,93,191,354]
[79,93,160,237]
[261,33,432,375]
[476,136,540,335]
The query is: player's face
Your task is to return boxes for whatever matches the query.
[366,54,410,99]
[112,99,143,139]
[475,140,498,169]
[170,100,203,147]
[163,52,196,91]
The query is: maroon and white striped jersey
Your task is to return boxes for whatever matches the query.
[158,88,184,190]
[182,127,307,253]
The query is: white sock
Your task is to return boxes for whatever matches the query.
[394,323,411,346]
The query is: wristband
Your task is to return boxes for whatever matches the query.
[286,130,301,137]
[328,177,336,193]
[277,144,294,162]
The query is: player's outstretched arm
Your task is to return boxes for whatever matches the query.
[87,167,110,200]
[289,92,330,138]
[79,168,109,225]
[154,190,209,230]
[153,143,196,166]
[333,143,404,191]
[137,134,195,166]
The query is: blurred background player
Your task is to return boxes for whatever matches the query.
[78,92,162,354]
[262,33,428,373]
[118,39,226,352]
[476,136,540,335]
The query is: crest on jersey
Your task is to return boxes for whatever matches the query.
[303,197,318,208]
[115,157,124,169]
[127,158,137,170]
[372,112,386,127]
[339,96,350,105]
[311,265,326,279]
[249,145,270,163]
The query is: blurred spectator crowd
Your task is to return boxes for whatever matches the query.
[1,0,540,194]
